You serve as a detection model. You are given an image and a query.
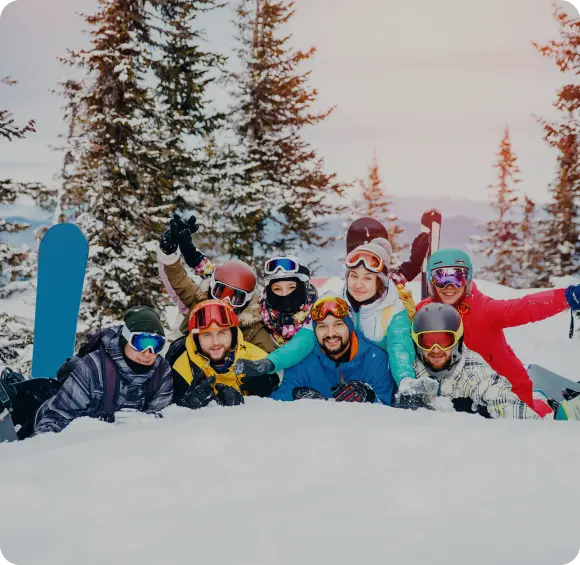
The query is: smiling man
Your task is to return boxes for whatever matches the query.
[171,300,281,410]
[400,303,549,419]
[270,296,393,404]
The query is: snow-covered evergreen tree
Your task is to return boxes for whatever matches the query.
[512,195,545,288]
[472,126,522,286]
[533,7,580,283]
[0,77,35,142]
[149,0,226,243]
[221,0,345,269]
[58,0,175,332]
[358,153,407,266]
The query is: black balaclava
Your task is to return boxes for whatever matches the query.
[266,277,308,313]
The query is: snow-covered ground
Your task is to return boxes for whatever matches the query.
[1,278,580,565]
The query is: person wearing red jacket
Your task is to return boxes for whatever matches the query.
[417,248,580,417]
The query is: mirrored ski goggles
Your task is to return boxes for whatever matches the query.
[345,249,385,273]
[264,257,300,275]
[412,330,461,352]
[430,267,469,289]
[189,301,239,334]
[122,326,166,354]
[310,296,350,322]
[211,281,251,307]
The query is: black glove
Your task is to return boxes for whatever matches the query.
[0,367,26,386]
[292,387,328,401]
[215,383,244,406]
[159,213,187,255]
[234,358,275,377]
[240,373,280,397]
[178,229,206,270]
[183,213,200,235]
[183,375,215,410]
[331,380,376,403]
[396,232,430,283]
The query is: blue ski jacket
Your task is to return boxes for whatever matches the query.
[267,281,416,385]
[271,330,393,404]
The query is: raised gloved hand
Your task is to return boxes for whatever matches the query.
[178,229,206,270]
[159,214,187,255]
[331,380,376,403]
[292,387,328,401]
[183,375,215,410]
[234,358,275,378]
[398,376,439,397]
[394,232,430,283]
[240,373,280,397]
[215,383,244,407]
[565,285,580,311]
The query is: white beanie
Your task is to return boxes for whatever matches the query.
[346,237,392,286]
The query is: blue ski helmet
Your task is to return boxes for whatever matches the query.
[427,249,473,280]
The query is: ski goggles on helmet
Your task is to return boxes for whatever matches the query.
[430,267,469,289]
[411,330,462,352]
[210,280,251,308]
[121,326,166,354]
[345,249,384,273]
[310,296,350,322]
[188,300,239,334]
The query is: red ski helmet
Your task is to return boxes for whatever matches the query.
[209,259,257,308]
[346,217,389,254]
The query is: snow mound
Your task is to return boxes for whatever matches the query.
[1,277,579,565]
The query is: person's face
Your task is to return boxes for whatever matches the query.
[198,322,233,363]
[423,345,453,371]
[347,266,378,302]
[124,343,158,366]
[271,281,297,296]
[435,284,465,306]
[315,315,351,356]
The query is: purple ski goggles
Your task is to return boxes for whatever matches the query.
[430,267,469,289]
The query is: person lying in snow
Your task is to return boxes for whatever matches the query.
[416,248,580,418]
[397,302,580,420]
[250,296,393,404]
[171,299,281,410]
[234,238,417,386]
[33,306,173,435]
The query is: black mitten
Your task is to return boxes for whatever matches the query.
[215,384,244,406]
[240,373,280,397]
[292,387,328,401]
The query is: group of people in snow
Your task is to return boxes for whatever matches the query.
[2,212,580,440]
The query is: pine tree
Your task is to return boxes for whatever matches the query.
[148,0,226,236]
[0,77,35,141]
[58,0,175,332]
[533,7,580,283]
[512,195,545,288]
[358,153,407,266]
[473,126,522,286]
[220,0,345,269]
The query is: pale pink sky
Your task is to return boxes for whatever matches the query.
[0,0,578,203]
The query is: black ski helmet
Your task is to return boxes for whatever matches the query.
[411,303,464,365]
[346,217,389,254]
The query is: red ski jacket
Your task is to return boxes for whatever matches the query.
[416,283,570,407]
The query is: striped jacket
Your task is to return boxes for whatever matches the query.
[413,348,540,419]
[34,327,173,434]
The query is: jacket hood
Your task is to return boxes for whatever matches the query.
[343,278,400,319]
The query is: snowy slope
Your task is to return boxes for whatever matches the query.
[1,279,580,565]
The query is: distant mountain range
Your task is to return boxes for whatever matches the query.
[1,197,499,276]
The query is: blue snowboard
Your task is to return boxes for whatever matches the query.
[31,224,88,379]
